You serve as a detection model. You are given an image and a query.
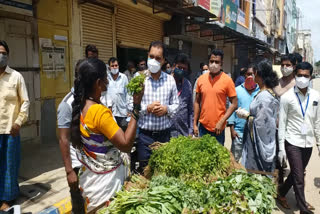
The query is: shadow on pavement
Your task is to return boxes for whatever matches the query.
[275,189,299,214]
[314,177,320,188]
[18,182,51,204]
[275,202,297,214]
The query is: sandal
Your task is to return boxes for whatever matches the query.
[307,202,315,211]
[295,202,315,211]
[276,195,290,209]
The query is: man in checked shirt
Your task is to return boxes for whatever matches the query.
[136,41,179,172]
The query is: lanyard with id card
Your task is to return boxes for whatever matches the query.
[296,92,309,135]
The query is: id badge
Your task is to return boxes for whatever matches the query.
[300,123,308,135]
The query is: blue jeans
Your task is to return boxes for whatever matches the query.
[137,129,171,172]
[231,136,243,162]
[199,123,225,146]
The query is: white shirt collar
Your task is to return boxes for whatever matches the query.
[5,66,13,74]
[294,86,310,96]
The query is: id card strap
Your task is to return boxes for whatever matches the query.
[295,92,309,118]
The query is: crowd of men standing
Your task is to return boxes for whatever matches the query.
[0,39,319,214]
[58,42,320,214]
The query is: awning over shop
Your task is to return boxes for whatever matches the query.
[144,0,217,19]
[199,22,276,55]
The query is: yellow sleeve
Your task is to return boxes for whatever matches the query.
[89,104,120,140]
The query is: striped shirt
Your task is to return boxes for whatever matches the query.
[139,71,179,131]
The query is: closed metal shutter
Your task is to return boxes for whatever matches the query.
[116,6,163,49]
[81,3,113,62]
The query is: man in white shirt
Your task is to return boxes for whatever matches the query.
[273,54,297,97]
[103,57,130,131]
[277,62,320,214]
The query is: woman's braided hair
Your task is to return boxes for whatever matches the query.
[71,58,107,149]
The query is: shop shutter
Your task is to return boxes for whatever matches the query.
[116,6,163,49]
[81,3,113,62]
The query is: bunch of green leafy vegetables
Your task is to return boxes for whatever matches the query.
[205,171,277,214]
[99,135,276,214]
[148,135,231,187]
[126,74,146,95]
[103,175,203,214]
[100,172,276,214]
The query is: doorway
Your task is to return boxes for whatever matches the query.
[117,46,148,73]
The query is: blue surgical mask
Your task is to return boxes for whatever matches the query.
[165,68,172,74]
[173,68,184,81]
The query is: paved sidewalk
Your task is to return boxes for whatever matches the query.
[17,142,70,214]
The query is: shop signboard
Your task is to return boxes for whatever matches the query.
[198,0,222,17]
[223,0,238,30]
[237,9,246,26]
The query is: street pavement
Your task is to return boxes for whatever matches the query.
[17,142,69,213]
[17,78,320,214]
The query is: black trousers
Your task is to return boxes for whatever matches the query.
[69,167,85,214]
[279,141,312,212]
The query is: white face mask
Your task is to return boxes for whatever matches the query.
[295,76,310,89]
[203,69,209,74]
[281,66,293,77]
[148,58,161,74]
[110,68,119,75]
[209,63,220,74]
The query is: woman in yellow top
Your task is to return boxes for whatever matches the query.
[70,58,143,212]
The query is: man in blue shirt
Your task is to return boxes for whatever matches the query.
[228,64,259,161]
[171,53,193,137]
[234,67,247,87]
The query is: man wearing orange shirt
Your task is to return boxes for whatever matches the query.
[194,49,237,145]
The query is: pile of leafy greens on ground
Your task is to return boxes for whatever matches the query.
[206,171,276,214]
[102,172,276,214]
[126,74,146,95]
[148,135,232,188]
[99,136,276,214]
[103,175,203,214]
